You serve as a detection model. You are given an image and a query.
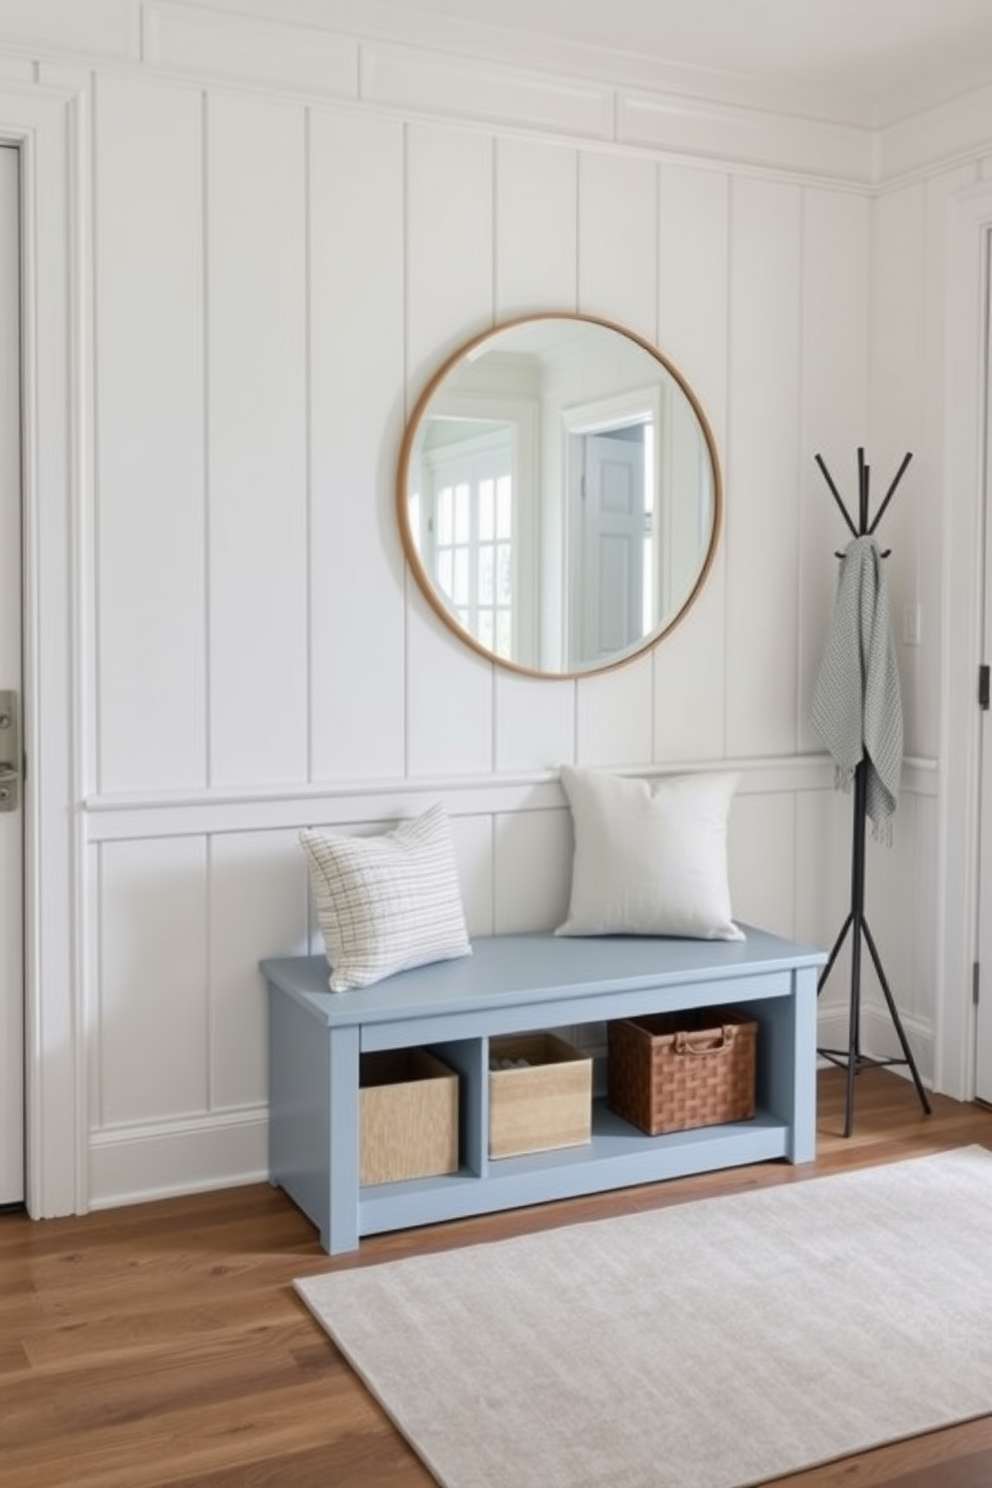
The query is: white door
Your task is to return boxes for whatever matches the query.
[0,145,23,1204]
[976,230,992,1104]
[570,429,646,667]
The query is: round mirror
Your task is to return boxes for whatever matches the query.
[397,313,722,677]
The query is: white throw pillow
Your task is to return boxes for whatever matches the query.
[300,804,472,991]
[555,766,744,941]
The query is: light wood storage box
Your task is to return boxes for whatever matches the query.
[359,1049,459,1186]
[489,1032,592,1158]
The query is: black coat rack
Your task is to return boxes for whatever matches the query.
[814,447,931,1137]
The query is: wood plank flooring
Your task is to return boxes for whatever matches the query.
[3,1067,992,1487]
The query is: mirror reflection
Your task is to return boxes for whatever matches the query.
[398,314,722,677]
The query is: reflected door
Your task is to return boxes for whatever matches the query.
[570,429,646,666]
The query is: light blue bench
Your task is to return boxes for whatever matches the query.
[262,925,824,1254]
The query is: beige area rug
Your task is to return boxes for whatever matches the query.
[296,1147,992,1488]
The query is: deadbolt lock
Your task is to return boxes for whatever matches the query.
[0,690,20,812]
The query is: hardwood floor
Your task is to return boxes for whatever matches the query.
[3,1067,992,1487]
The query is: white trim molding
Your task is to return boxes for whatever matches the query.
[1,75,85,1218]
[936,177,992,1100]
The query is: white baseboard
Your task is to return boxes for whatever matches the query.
[87,1107,268,1210]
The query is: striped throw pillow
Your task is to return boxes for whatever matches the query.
[300,804,471,991]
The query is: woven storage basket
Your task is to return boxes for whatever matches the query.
[607,1008,757,1136]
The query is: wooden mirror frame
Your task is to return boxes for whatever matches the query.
[397,313,723,679]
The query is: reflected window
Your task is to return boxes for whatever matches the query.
[424,426,514,659]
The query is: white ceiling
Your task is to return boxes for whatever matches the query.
[368,0,992,126]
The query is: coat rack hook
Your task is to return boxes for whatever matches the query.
[814,453,858,539]
[868,450,913,536]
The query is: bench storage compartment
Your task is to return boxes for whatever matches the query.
[360,1048,459,1185]
[608,1008,757,1136]
[489,1032,592,1158]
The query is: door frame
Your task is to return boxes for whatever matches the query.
[0,79,83,1217]
[939,177,992,1102]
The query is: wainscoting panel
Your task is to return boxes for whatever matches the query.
[308,107,407,784]
[95,836,209,1130]
[493,134,578,317]
[207,828,309,1110]
[205,90,309,788]
[796,187,871,758]
[85,765,935,1205]
[403,121,495,779]
[577,149,658,340]
[652,162,730,763]
[869,179,931,761]
[729,788,797,936]
[574,656,656,766]
[492,805,573,934]
[493,670,577,775]
[93,73,207,795]
[724,175,804,760]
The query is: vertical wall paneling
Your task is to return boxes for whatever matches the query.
[918,171,973,762]
[206,91,308,787]
[404,123,495,776]
[869,184,928,758]
[576,149,658,338]
[572,149,661,764]
[797,187,870,756]
[97,836,209,1127]
[208,829,308,1109]
[793,787,852,951]
[492,806,572,933]
[94,75,206,793]
[7,5,962,1210]
[308,109,406,782]
[405,122,494,388]
[491,134,579,769]
[448,811,496,937]
[494,672,576,773]
[575,658,655,765]
[653,163,731,762]
[728,790,796,938]
[494,135,578,317]
[725,176,803,758]
[794,786,855,1042]
[861,797,929,1076]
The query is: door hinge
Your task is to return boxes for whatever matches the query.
[980,664,990,710]
[974,961,981,1005]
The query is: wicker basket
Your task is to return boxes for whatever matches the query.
[607,1008,757,1136]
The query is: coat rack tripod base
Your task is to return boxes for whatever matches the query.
[814,447,931,1137]
[816,758,932,1138]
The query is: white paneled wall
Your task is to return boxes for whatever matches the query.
[309,109,407,782]
[84,85,900,1202]
[725,177,804,760]
[95,836,209,1128]
[1,0,967,1211]
[206,94,309,788]
[797,188,870,758]
[95,74,206,794]
[652,164,730,764]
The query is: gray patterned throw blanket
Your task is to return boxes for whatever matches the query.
[810,534,903,830]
